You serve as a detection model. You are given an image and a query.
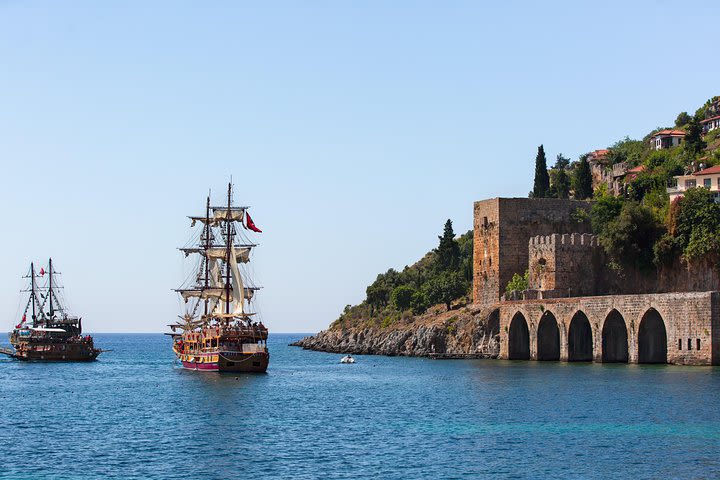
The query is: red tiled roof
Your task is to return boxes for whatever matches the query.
[694,165,720,176]
[651,129,686,137]
[627,165,645,173]
[700,115,720,124]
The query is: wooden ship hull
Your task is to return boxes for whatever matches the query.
[7,347,100,362]
[172,326,269,373]
[177,350,269,372]
[7,337,101,362]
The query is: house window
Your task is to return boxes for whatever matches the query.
[685,179,696,189]
[697,339,701,350]
[717,177,720,189]
[678,339,682,350]
[688,338,692,350]
[704,178,712,188]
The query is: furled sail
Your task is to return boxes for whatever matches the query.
[189,209,243,226]
[178,287,255,302]
[180,247,251,263]
[206,247,250,263]
[212,207,245,222]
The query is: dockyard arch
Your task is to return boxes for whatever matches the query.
[508,312,530,360]
[602,310,628,363]
[537,311,560,361]
[568,311,593,362]
[638,308,667,364]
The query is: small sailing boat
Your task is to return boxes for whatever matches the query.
[168,182,269,373]
[2,259,102,362]
[340,355,355,364]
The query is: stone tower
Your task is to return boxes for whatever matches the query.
[473,198,592,305]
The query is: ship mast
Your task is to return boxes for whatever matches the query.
[48,258,54,319]
[30,262,37,328]
[203,195,210,317]
[224,182,232,320]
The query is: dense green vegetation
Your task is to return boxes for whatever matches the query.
[332,220,473,329]
[505,270,529,296]
[527,95,720,280]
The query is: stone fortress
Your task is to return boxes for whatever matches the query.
[473,197,720,365]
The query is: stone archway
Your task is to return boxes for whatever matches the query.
[638,308,667,364]
[602,310,628,363]
[508,312,530,360]
[568,311,593,362]
[537,311,560,361]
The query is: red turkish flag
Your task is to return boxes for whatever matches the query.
[245,212,262,233]
[39,268,45,276]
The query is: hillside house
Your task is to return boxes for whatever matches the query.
[650,129,685,150]
[667,165,720,202]
[701,115,720,134]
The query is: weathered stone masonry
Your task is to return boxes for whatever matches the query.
[498,292,720,365]
[473,198,591,305]
[527,233,604,298]
[474,197,720,365]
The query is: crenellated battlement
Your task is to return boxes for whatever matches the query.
[529,233,600,247]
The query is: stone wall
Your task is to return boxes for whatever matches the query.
[527,233,603,297]
[498,292,720,365]
[473,198,592,305]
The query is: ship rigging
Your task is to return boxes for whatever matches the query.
[169,182,269,372]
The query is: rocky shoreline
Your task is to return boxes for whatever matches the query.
[291,304,499,358]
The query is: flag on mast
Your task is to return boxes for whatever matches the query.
[245,212,262,233]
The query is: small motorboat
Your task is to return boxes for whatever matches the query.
[340,355,355,364]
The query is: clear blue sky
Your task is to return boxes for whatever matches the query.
[1,1,718,332]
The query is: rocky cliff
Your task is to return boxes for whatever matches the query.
[292,304,500,358]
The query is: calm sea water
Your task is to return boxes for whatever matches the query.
[1,333,720,479]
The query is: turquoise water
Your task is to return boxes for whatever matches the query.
[1,333,720,479]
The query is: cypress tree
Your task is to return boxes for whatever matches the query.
[532,145,550,198]
[436,219,460,271]
[573,156,593,199]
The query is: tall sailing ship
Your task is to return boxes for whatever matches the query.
[168,183,269,373]
[2,259,102,361]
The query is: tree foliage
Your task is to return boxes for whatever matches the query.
[572,156,593,199]
[423,272,466,311]
[597,201,663,271]
[505,270,529,296]
[532,144,550,198]
[670,188,720,262]
[548,153,571,199]
[605,137,646,166]
[390,285,415,311]
[436,219,460,271]
[684,117,707,156]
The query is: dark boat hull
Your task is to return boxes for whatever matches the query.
[10,350,100,361]
[8,341,101,362]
